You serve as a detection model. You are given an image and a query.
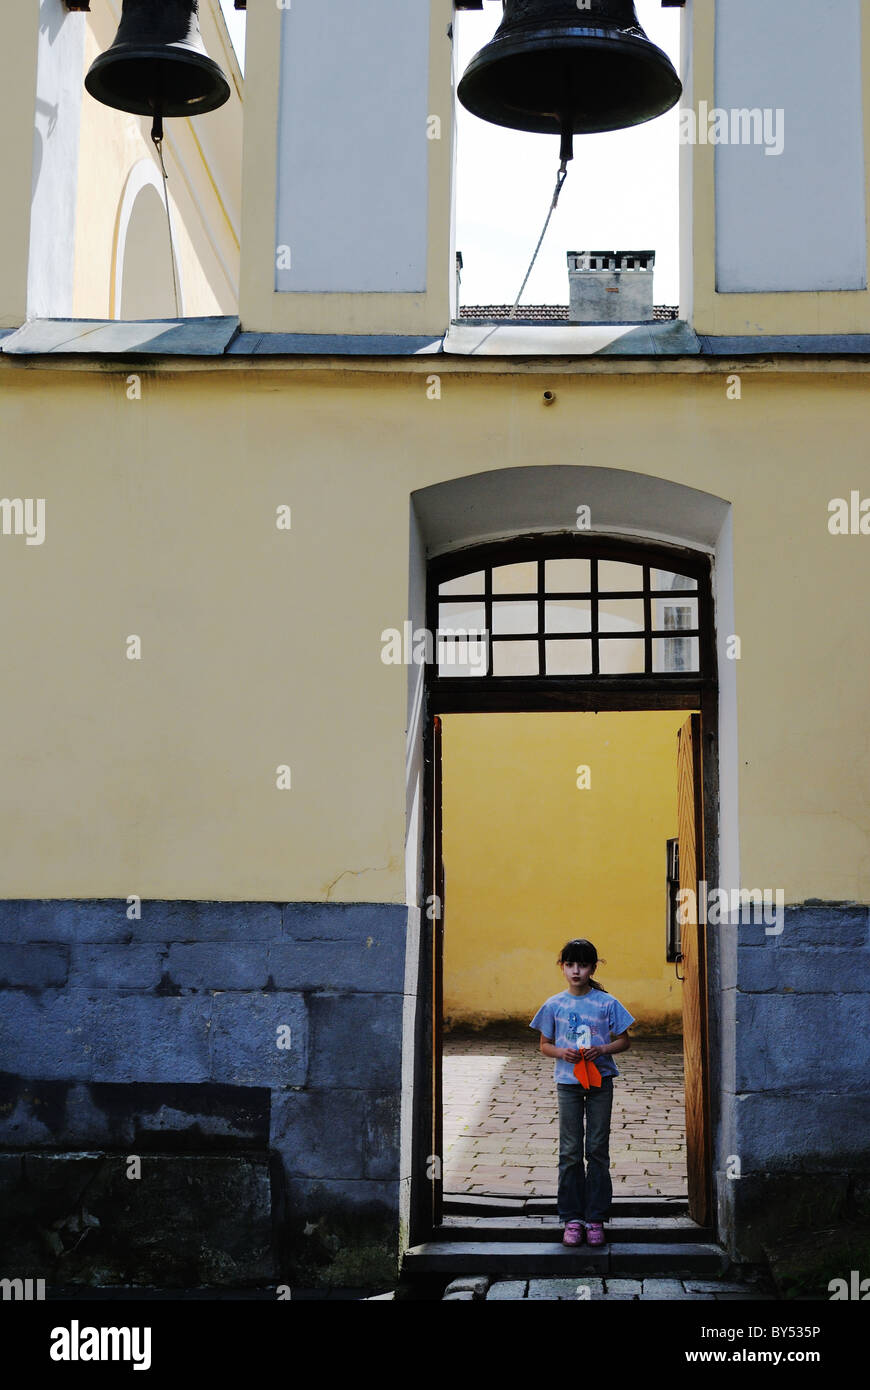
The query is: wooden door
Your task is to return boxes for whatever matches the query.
[430,713,444,1227]
[676,713,712,1226]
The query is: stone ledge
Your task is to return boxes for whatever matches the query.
[0,900,285,945]
[0,1079,270,1152]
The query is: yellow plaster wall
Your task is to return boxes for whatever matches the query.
[441,711,690,1030]
[0,363,867,904]
[688,0,870,335]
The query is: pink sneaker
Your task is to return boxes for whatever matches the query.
[585,1222,606,1247]
[562,1220,585,1246]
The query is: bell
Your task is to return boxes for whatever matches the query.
[458,0,682,149]
[84,0,230,123]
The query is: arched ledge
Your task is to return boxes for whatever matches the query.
[411,465,730,558]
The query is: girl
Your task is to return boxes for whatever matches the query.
[530,938,634,1248]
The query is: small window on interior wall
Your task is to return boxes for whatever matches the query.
[453,1,683,322]
[652,570,698,674]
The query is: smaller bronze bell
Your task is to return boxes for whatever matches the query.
[85,0,230,121]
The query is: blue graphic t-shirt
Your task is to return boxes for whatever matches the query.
[530,988,636,1085]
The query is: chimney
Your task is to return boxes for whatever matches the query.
[567,250,656,324]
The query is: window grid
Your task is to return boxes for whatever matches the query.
[537,557,545,679]
[643,564,652,675]
[436,558,703,680]
[591,558,600,677]
[661,602,695,673]
[484,566,492,678]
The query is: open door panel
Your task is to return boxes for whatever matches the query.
[677,712,712,1227]
[430,713,444,1227]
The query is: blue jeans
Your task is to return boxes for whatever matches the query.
[556,1078,614,1223]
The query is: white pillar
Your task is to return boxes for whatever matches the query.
[27,0,87,319]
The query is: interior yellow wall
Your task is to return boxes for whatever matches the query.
[119,184,181,320]
[441,711,689,1031]
[0,3,39,326]
[0,362,868,903]
[72,0,242,319]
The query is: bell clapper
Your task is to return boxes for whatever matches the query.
[150,105,181,320]
[559,114,574,168]
[509,117,573,319]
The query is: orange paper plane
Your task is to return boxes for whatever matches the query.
[573,1056,602,1089]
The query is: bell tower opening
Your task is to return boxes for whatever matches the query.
[453,0,683,323]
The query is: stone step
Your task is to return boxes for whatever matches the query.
[443,1194,689,1218]
[437,1216,711,1244]
[479,1277,776,1302]
[403,1241,728,1278]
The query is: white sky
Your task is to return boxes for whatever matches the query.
[455,0,681,307]
[217,0,679,307]
[218,0,246,73]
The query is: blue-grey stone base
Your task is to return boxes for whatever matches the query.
[0,899,407,1289]
[3,896,868,1288]
[717,900,870,1279]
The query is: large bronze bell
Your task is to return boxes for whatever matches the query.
[84,0,230,123]
[458,0,682,149]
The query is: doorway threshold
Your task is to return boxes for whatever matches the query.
[438,1195,708,1247]
[443,1192,689,1219]
[409,1197,721,1279]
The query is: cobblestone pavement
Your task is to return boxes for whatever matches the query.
[443,1029,686,1198]
[441,1277,775,1301]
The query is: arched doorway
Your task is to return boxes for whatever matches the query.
[403,468,733,1250]
[423,533,716,1234]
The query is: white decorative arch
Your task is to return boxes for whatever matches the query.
[111,158,186,319]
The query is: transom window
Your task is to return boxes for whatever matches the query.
[430,542,708,681]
